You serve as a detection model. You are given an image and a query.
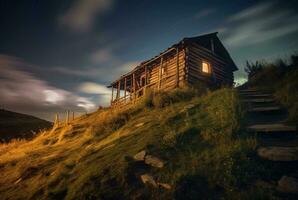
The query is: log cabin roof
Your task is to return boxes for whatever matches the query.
[108,32,238,87]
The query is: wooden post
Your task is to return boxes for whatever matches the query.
[66,110,69,125]
[117,81,120,100]
[111,85,114,105]
[133,72,136,101]
[124,77,127,103]
[176,47,179,87]
[144,65,147,95]
[54,113,59,126]
[158,57,163,89]
[72,112,75,120]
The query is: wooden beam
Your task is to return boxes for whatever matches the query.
[124,77,127,102]
[111,85,114,104]
[176,47,179,87]
[144,65,147,94]
[158,57,163,89]
[133,73,136,101]
[117,81,120,99]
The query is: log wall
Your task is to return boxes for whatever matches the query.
[186,43,234,86]
[146,48,186,91]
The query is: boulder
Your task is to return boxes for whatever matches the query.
[278,176,298,194]
[134,150,146,161]
[257,146,298,161]
[144,155,164,168]
[140,174,158,188]
[158,182,171,190]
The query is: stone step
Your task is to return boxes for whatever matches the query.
[278,176,298,194]
[241,94,272,98]
[248,106,281,113]
[247,123,297,133]
[239,89,259,93]
[257,146,298,161]
[242,98,275,103]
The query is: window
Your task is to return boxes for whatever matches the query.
[202,61,211,74]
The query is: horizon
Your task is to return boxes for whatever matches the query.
[1,0,298,121]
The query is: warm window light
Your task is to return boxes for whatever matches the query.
[202,61,211,74]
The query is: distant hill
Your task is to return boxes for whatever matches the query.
[0,109,52,141]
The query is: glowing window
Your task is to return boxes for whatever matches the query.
[202,61,211,74]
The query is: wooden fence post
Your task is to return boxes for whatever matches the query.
[66,110,69,125]
[54,113,59,126]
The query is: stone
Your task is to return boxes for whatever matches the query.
[134,150,146,161]
[144,155,164,168]
[278,176,298,194]
[243,98,274,103]
[140,174,158,188]
[257,146,298,161]
[247,124,296,133]
[248,106,281,112]
[158,182,172,190]
[135,122,144,127]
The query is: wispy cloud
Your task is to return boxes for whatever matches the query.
[60,0,114,32]
[221,1,298,48]
[0,55,96,120]
[194,8,216,20]
[78,82,110,94]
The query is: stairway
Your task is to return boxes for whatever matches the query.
[239,88,298,196]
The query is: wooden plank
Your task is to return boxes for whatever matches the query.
[117,81,120,99]
[124,77,127,102]
[111,85,114,104]
[176,47,179,87]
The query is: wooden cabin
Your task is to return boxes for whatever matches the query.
[108,32,238,106]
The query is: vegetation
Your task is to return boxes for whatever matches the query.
[246,54,298,124]
[0,86,277,199]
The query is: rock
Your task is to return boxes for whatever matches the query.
[278,176,298,194]
[257,146,298,161]
[247,124,296,133]
[144,155,164,168]
[135,122,144,127]
[140,174,158,188]
[158,182,171,190]
[134,150,146,161]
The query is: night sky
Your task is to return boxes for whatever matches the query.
[0,0,298,121]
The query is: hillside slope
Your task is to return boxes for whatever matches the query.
[0,88,277,199]
[0,109,52,142]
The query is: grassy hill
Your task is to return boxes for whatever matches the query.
[0,55,297,200]
[0,109,52,142]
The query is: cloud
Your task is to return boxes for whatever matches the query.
[60,0,114,32]
[0,55,96,120]
[90,47,115,64]
[221,1,298,48]
[53,60,140,82]
[78,82,110,94]
[194,8,216,20]
[78,82,112,106]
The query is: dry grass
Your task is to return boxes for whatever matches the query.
[0,87,270,199]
